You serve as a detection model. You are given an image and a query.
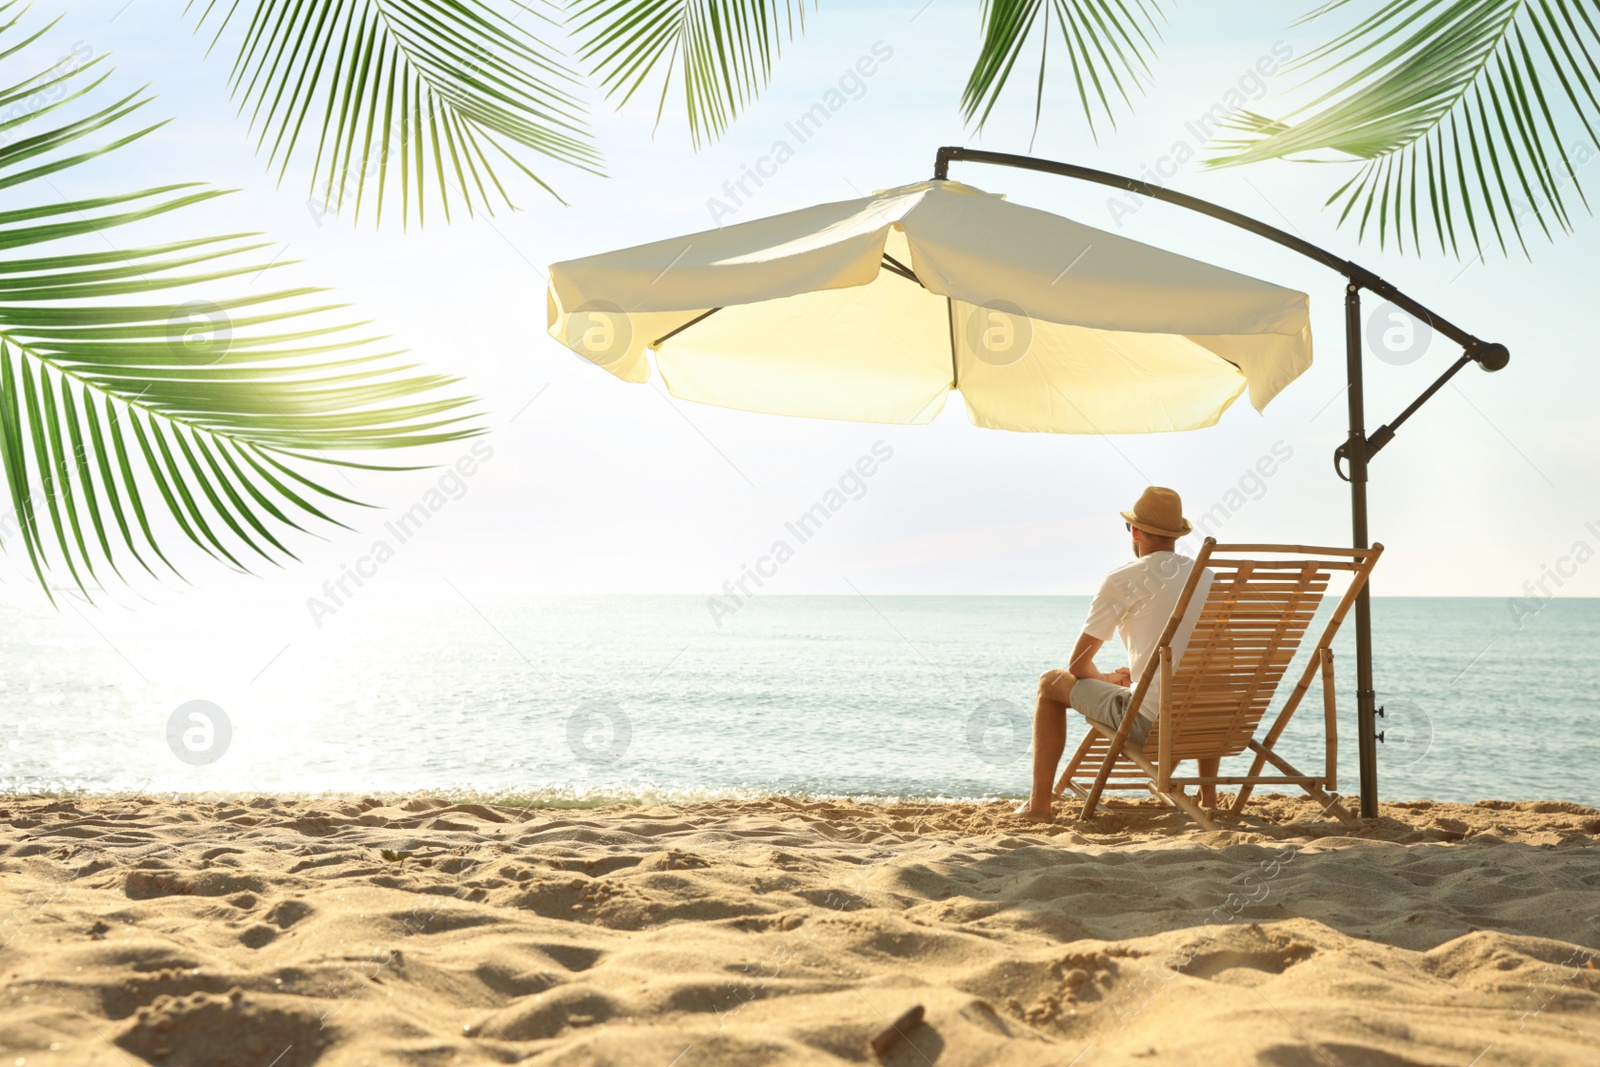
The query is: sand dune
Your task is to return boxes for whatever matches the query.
[2,793,1598,1065]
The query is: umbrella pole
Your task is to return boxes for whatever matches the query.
[932,146,1511,820]
[1344,284,1380,820]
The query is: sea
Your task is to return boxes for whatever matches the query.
[2,595,1596,807]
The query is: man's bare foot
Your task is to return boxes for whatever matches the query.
[1013,802,1054,824]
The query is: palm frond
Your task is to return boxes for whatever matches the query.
[1208,0,1600,259]
[189,0,602,228]
[567,0,813,149]
[0,9,478,603]
[962,0,1165,142]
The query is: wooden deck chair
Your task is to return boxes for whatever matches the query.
[1053,539,1383,831]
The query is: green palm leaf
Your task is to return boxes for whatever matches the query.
[189,0,602,228]
[962,0,1165,142]
[1207,0,1600,259]
[567,0,813,148]
[0,6,478,603]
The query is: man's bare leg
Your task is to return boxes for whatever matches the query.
[1198,756,1220,808]
[1016,669,1077,822]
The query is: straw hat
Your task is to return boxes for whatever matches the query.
[1121,486,1193,539]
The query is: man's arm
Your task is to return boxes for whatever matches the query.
[1077,571,1132,687]
[1069,633,1107,680]
[1069,633,1131,687]
[1068,630,1107,681]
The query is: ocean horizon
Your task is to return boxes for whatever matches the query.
[4,593,1592,807]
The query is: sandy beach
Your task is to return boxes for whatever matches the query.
[1,793,1597,1066]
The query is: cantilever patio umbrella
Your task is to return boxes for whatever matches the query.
[546,147,1511,817]
[547,179,1314,433]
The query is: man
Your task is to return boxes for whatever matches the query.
[1017,486,1218,823]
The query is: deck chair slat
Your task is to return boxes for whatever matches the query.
[1196,608,1321,618]
[1187,642,1306,651]
[1204,605,1326,614]
[1196,605,1322,615]
[1171,713,1273,725]
[1181,644,1305,655]
[1210,543,1378,557]
[1175,704,1280,716]
[1175,696,1280,709]
[1167,713,1273,728]
[1204,573,1333,582]
[1194,620,1318,631]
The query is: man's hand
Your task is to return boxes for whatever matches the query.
[1106,667,1132,688]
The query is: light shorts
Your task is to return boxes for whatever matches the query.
[1070,678,1152,749]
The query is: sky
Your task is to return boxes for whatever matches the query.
[4,0,1599,661]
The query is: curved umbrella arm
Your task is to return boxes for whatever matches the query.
[933,146,1508,370]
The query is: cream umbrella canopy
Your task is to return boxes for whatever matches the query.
[546,179,1314,433]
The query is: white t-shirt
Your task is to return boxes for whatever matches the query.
[1082,551,1213,719]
